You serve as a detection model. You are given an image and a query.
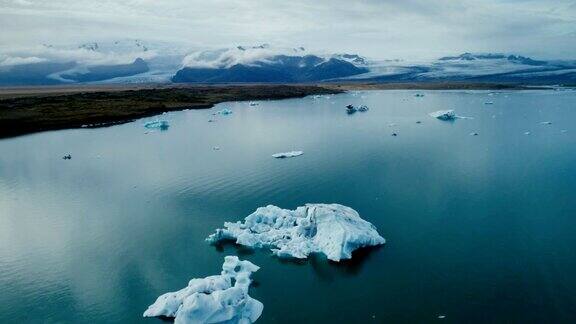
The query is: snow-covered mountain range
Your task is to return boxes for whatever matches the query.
[172,45,368,83]
[0,40,186,85]
[1,41,575,85]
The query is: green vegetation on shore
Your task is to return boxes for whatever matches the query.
[0,85,338,138]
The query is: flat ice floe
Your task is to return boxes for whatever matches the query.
[143,256,263,324]
[271,151,303,158]
[206,204,385,262]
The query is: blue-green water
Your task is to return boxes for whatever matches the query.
[1,90,576,323]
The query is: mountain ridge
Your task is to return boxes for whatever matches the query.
[2,43,576,85]
[173,55,369,83]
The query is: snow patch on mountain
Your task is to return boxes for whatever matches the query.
[332,53,368,66]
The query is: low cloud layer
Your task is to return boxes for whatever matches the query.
[0,41,158,68]
[1,0,575,60]
[181,45,309,68]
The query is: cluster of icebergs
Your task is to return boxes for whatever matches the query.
[143,91,561,322]
[146,203,384,323]
[143,94,394,323]
[209,108,233,120]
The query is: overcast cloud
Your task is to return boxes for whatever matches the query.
[1,0,575,59]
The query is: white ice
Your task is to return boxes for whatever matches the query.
[144,120,170,129]
[271,151,303,159]
[206,204,385,262]
[218,108,233,115]
[143,256,263,324]
[429,110,456,120]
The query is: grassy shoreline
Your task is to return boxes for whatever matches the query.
[0,82,548,139]
[0,85,338,139]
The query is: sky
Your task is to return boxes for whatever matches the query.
[1,0,576,60]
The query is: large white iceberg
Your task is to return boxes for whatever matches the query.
[271,151,303,159]
[206,204,385,262]
[143,256,263,324]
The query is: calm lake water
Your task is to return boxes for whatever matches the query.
[1,90,576,323]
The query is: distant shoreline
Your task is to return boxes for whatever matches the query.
[0,82,558,139]
[0,82,553,99]
[323,82,554,91]
[0,85,338,139]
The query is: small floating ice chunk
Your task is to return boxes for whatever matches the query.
[561,129,568,133]
[143,256,263,324]
[272,151,303,159]
[206,203,385,262]
[144,120,170,130]
[429,110,456,121]
[346,104,357,113]
[218,108,233,115]
[540,121,552,125]
[524,131,531,135]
